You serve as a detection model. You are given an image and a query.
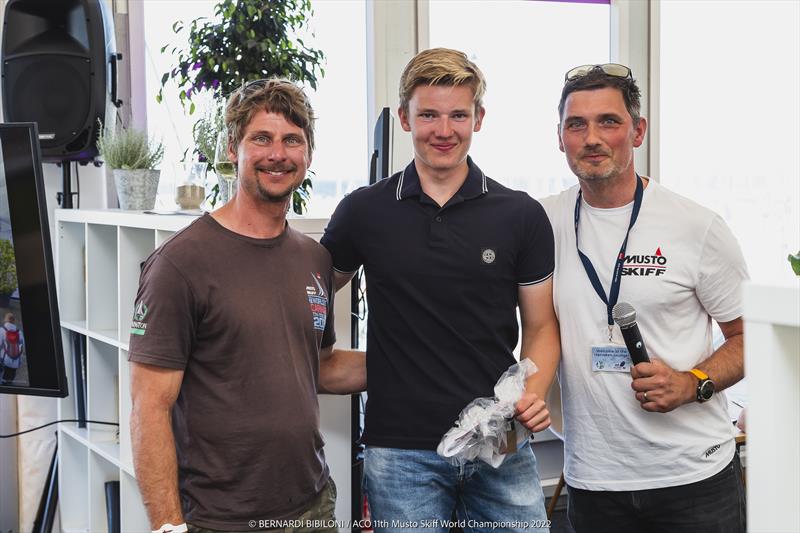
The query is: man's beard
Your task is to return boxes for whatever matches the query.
[573,163,619,181]
[243,165,303,203]
[571,150,627,182]
[255,180,298,203]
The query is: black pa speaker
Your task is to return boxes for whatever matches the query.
[1,0,121,162]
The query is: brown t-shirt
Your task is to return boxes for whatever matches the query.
[128,214,336,530]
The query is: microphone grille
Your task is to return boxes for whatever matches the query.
[612,302,637,327]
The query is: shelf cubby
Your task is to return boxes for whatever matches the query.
[56,221,86,325]
[86,339,119,448]
[59,327,79,423]
[86,224,118,339]
[118,227,157,342]
[59,433,89,532]
[88,452,120,533]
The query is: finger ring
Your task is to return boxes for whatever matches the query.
[643,391,648,401]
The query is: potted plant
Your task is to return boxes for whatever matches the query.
[97,124,165,210]
[0,239,17,308]
[159,0,324,213]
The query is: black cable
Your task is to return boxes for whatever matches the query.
[0,419,119,438]
[74,161,81,208]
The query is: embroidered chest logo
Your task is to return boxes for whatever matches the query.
[622,247,668,277]
[481,248,496,264]
[306,272,328,332]
[130,301,148,336]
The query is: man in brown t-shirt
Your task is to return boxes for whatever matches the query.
[129,79,365,533]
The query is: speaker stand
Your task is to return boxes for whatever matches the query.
[32,440,58,533]
[55,162,79,208]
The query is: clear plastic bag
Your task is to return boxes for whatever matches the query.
[437,358,538,468]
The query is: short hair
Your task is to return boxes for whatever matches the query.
[398,48,486,114]
[4,312,15,323]
[558,67,642,125]
[225,78,316,156]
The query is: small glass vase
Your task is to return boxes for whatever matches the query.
[175,162,207,210]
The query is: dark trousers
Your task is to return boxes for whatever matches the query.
[188,477,337,533]
[567,454,746,533]
[1,365,16,384]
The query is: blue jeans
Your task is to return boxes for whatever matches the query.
[567,454,746,533]
[364,444,550,533]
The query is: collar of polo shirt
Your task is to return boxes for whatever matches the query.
[395,156,489,202]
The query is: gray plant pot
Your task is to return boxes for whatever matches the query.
[113,169,160,210]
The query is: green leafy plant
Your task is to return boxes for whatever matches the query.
[0,239,18,296]
[789,251,800,276]
[159,0,324,213]
[97,123,165,170]
[193,101,224,166]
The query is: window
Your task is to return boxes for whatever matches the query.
[141,1,367,215]
[659,1,800,283]
[428,0,611,199]
[300,1,367,217]
[142,0,217,206]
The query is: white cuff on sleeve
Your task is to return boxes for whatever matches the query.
[152,523,188,533]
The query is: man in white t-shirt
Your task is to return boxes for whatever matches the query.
[540,64,747,533]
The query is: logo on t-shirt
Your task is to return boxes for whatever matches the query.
[130,301,148,336]
[704,444,721,458]
[622,247,668,277]
[481,248,496,264]
[306,273,327,331]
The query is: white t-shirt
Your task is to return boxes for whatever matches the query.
[541,179,748,491]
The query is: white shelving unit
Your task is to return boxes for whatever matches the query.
[743,281,800,533]
[54,209,353,532]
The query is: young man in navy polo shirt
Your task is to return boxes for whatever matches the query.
[322,48,559,531]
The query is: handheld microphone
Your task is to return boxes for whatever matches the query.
[612,302,650,365]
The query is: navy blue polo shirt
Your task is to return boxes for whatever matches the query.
[321,157,554,450]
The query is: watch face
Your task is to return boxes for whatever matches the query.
[699,380,715,401]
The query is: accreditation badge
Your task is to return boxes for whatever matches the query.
[591,326,633,373]
[592,344,633,372]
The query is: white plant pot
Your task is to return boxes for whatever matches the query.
[113,169,160,210]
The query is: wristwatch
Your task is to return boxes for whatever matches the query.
[689,368,715,402]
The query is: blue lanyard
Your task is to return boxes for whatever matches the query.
[574,176,644,326]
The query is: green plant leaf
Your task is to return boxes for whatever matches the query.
[789,252,800,276]
[97,120,165,170]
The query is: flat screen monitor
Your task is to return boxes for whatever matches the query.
[0,122,67,397]
[369,107,393,184]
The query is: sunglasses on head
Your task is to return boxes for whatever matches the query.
[564,63,632,82]
[228,78,272,102]
[242,78,269,90]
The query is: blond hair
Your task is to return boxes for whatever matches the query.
[398,48,486,114]
[225,78,316,155]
